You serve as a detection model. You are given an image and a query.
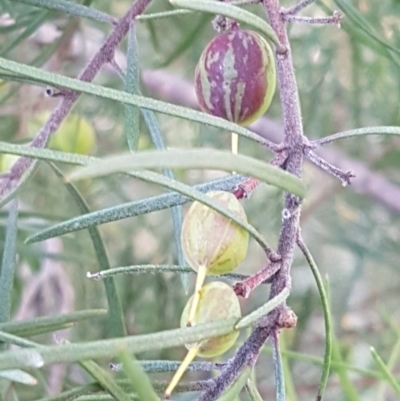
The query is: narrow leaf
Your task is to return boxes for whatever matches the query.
[70,169,276,256]
[0,198,18,325]
[125,22,140,152]
[0,309,107,337]
[272,331,285,401]
[86,264,250,282]
[0,57,275,148]
[170,0,280,47]
[67,148,306,198]
[79,359,131,401]
[48,163,126,338]
[118,351,159,401]
[245,378,264,401]
[15,0,116,24]
[370,347,400,398]
[25,174,245,243]
[297,238,332,400]
[0,369,37,386]
[316,126,400,146]
[0,318,238,371]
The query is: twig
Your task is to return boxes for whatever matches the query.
[304,148,355,186]
[281,0,316,16]
[283,11,342,26]
[197,1,305,399]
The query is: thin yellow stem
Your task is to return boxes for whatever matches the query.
[186,265,207,326]
[231,133,238,174]
[164,347,200,398]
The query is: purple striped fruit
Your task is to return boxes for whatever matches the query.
[195,27,276,126]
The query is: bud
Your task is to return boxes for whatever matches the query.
[195,27,276,126]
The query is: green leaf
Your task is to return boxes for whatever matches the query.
[15,0,116,24]
[316,126,400,146]
[0,318,238,371]
[79,359,131,401]
[370,346,400,398]
[297,239,332,400]
[0,309,107,337]
[0,57,273,148]
[0,198,18,326]
[0,369,37,386]
[0,143,279,256]
[245,378,263,401]
[169,0,280,47]
[48,163,126,338]
[118,351,159,401]
[0,10,48,57]
[333,0,400,58]
[25,174,244,244]
[125,23,140,152]
[86,264,250,282]
[67,148,306,198]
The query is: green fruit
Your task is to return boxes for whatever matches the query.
[181,281,241,357]
[181,190,249,275]
[29,112,96,155]
[195,26,276,126]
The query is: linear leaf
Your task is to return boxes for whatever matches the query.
[0,318,238,371]
[370,347,400,398]
[67,149,305,197]
[0,198,18,325]
[0,309,107,337]
[79,359,131,401]
[15,0,116,24]
[334,0,400,57]
[170,0,280,47]
[125,22,140,152]
[118,351,158,401]
[316,126,400,146]
[86,264,250,282]
[0,57,274,148]
[48,163,126,338]
[0,369,37,385]
[26,174,245,243]
[297,238,332,400]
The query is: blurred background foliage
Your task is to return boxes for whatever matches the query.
[0,0,400,400]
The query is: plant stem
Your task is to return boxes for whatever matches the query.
[199,1,306,399]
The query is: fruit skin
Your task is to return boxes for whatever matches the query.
[195,26,276,126]
[29,112,96,155]
[180,281,241,358]
[181,190,249,275]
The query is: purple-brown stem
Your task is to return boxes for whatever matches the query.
[283,11,342,26]
[198,0,305,399]
[281,0,316,16]
[0,0,153,200]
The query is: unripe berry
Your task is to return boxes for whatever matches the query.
[164,281,241,398]
[181,190,248,326]
[181,281,241,357]
[181,190,249,276]
[195,26,276,126]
